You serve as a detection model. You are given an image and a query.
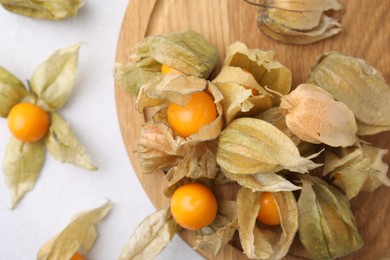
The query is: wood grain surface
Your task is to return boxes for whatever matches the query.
[114,0,390,259]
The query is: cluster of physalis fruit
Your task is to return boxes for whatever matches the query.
[115,30,390,260]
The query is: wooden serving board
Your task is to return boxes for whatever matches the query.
[115,0,390,259]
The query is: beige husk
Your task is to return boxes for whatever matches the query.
[280,83,358,147]
[324,143,390,199]
[31,44,81,111]
[38,201,112,260]
[212,66,273,124]
[308,52,390,135]
[45,112,97,170]
[255,0,342,44]
[223,170,301,192]
[114,30,219,95]
[0,66,28,117]
[119,207,177,260]
[194,201,238,256]
[216,117,321,175]
[223,42,291,104]
[298,176,363,260]
[3,138,46,208]
[0,0,85,20]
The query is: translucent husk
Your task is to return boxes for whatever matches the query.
[323,143,390,199]
[194,201,238,256]
[307,51,390,135]
[45,112,97,171]
[3,137,46,208]
[212,66,273,124]
[298,176,363,260]
[114,30,219,95]
[0,66,27,117]
[137,122,220,197]
[216,117,321,175]
[280,83,358,147]
[31,43,81,111]
[0,0,85,20]
[223,42,291,104]
[256,107,316,156]
[237,188,298,259]
[254,0,342,44]
[119,207,177,260]
[38,201,112,260]
[223,170,301,192]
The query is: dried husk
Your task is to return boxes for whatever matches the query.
[280,83,358,147]
[164,144,219,196]
[137,122,182,175]
[237,188,298,259]
[31,44,81,111]
[114,30,219,95]
[119,207,177,260]
[223,42,291,104]
[194,201,238,256]
[136,73,224,141]
[212,66,273,123]
[137,122,219,197]
[37,201,112,260]
[256,107,300,146]
[0,66,27,117]
[307,52,390,135]
[256,0,342,44]
[298,176,363,260]
[223,170,301,192]
[0,0,85,20]
[3,137,45,208]
[216,117,321,175]
[115,58,162,95]
[256,107,316,156]
[324,144,390,199]
[45,112,97,170]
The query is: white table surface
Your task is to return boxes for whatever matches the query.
[0,1,201,259]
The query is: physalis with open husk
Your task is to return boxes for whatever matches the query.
[237,188,298,260]
[115,30,219,95]
[135,73,224,194]
[0,44,96,208]
[246,0,343,44]
[308,51,390,136]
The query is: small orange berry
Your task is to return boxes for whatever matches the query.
[170,182,217,231]
[257,192,281,226]
[167,91,217,138]
[70,253,86,260]
[7,103,50,142]
[161,64,185,75]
